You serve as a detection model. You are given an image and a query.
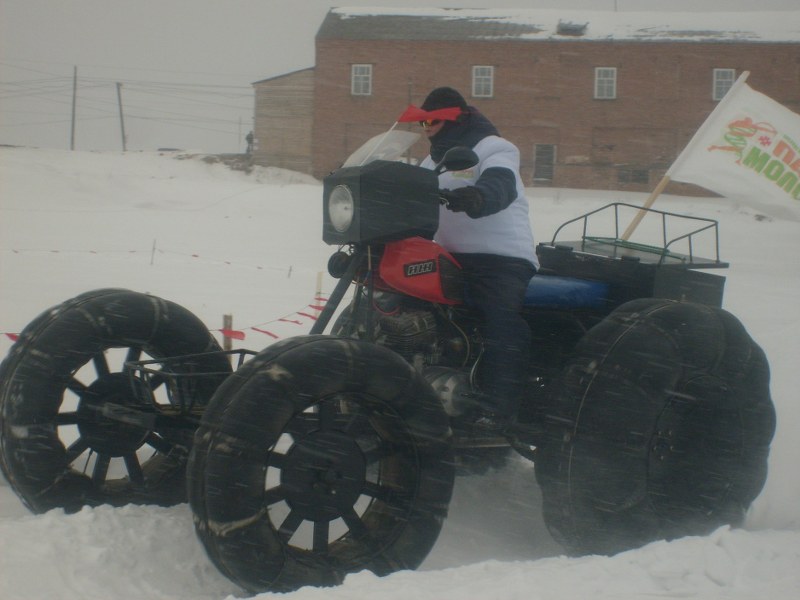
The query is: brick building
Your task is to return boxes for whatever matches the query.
[256,8,800,192]
[252,68,315,173]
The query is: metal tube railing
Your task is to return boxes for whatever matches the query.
[549,202,723,265]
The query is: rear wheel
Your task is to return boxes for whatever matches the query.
[0,289,231,513]
[188,336,454,593]
[536,299,775,555]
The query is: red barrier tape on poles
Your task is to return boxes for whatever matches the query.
[251,327,279,339]
[219,329,246,340]
[2,296,330,346]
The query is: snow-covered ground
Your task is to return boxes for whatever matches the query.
[0,147,798,599]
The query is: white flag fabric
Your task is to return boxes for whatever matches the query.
[668,73,800,220]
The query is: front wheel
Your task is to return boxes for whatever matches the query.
[0,289,232,513]
[536,299,775,555]
[188,336,455,593]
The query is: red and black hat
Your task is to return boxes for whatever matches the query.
[396,87,467,123]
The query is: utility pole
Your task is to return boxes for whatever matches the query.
[70,66,77,150]
[116,82,127,152]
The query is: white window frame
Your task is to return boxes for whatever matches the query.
[351,64,372,96]
[713,68,736,101]
[594,67,617,100]
[472,65,494,98]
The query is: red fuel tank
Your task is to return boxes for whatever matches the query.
[378,237,464,305]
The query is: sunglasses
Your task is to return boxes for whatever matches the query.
[419,119,442,129]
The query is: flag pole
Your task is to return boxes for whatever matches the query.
[621,71,751,240]
[620,174,671,240]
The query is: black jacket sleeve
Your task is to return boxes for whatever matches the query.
[472,166,518,217]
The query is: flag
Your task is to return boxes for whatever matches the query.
[396,105,463,123]
[668,71,800,220]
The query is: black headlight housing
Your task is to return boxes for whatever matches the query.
[322,160,440,245]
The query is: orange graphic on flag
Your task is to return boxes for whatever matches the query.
[708,117,777,161]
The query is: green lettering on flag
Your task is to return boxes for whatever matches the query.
[764,160,785,181]
[743,147,770,173]
[777,171,798,192]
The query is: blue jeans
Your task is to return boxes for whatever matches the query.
[453,253,536,418]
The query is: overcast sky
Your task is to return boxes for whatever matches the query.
[1,0,797,153]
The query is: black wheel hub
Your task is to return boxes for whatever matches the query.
[280,430,367,521]
[76,373,154,456]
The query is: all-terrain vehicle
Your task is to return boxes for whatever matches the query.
[0,130,776,593]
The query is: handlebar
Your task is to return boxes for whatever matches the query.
[439,190,455,206]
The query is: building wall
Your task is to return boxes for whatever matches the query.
[312,38,800,193]
[252,68,314,173]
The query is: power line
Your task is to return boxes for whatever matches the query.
[100,78,251,91]
[0,63,255,148]
[0,57,259,80]
[0,115,115,128]
[0,61,70,78]
[0,77,251,109]
[126,114,245,136]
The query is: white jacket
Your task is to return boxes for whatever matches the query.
[422,135,539,268]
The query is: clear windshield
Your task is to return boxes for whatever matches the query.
[341,130,420,168]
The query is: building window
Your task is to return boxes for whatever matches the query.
[594,67,617,100]
[533,144,556,185]
[351,64,372,96]
[713,68,736,101]
[618,168,649,185]
[472,66,494,98]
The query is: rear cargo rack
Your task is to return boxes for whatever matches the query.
[549,202,726,268]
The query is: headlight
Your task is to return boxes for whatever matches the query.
[329,185,354,233]
[322,161,439,245]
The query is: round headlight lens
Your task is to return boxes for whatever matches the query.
[329,185,354,233]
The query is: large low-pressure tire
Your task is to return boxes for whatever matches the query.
[0,289,232,513]
[188,336,455,593]
[536,298,775,555]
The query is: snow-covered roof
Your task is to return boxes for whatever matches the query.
[319,8,800,43]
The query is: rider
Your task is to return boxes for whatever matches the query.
[398,86,538,431]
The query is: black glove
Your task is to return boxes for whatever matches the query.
[442,186,484,218]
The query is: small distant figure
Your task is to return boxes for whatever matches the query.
[245,131,254,155]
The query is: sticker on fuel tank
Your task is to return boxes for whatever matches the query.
[404,260,437,277]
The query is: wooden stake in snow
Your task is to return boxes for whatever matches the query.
[315,272,323,317]
[223,314,233,352]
